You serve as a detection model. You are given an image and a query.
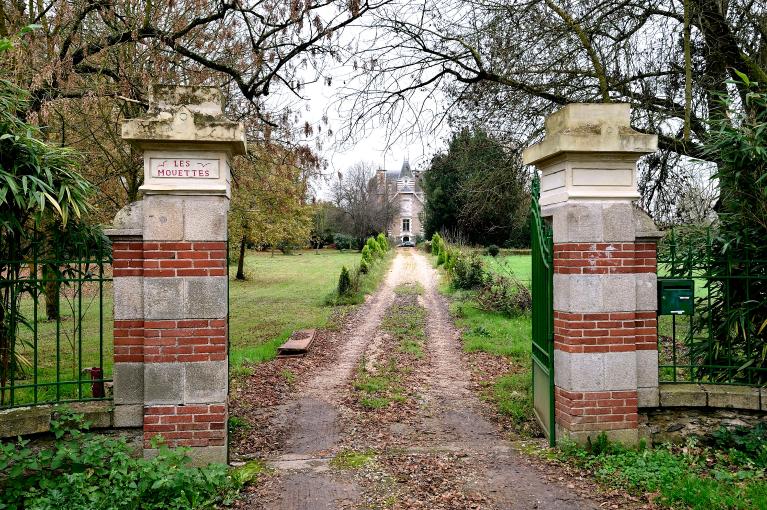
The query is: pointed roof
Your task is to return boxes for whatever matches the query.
[399,158,413,179]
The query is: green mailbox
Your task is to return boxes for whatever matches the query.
[658,279,694,315]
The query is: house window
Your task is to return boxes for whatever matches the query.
[402,218,411,232]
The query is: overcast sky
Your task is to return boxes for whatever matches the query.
[297,71,448,199]
[283,8,452,200]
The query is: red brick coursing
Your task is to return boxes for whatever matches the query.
[553,311,657,353]
[553,242,656,275]
[555,388,638,432]
[143,404,226,449]
[114,320,144,362]
[113,241,226,278]
[114,319,227,363]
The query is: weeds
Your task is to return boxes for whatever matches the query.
[353,360,406,409]
[558,433,767,509]
[280,368,296,385]
[330,449,375,469]
[381,291,427,358]
[0,409,248,509]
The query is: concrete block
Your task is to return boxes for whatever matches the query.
[599,274,638,311]
[0,402,113,438]
[183,361,228,403]
[144,278,185,320]
[602,202,635,241]
[113,276,143,320]
[638,387,660,408]
[553,350,572,390]
[552,273,573,311]
[555,351,637,392]
[564,202,604,243]
[554,274,636,313]
[565,352,604,392]
[143,195,183,241]
[636,349,659,389]
[114,404,143,428]
[184,277,227,318]
[706,385,760,411]
[604,351,638,390]
[659,384,706,407]
[556,422,639,447]
[635,273,657,311]
[183,196,228,241]
[144,445,227,466]
[144,363,183,404]
[113,362,144,404]
[112,201,144,230]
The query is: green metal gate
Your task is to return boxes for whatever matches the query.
[530,175,555,446]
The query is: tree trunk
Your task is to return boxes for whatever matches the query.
[236,237,246,280]
[43,264,60,320]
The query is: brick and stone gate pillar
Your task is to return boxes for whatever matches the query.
[106,86,246,463]
[523,104,661,445]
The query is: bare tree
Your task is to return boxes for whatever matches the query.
[332,162,396,246]
[339,0,765,220]
[1,1,392,218]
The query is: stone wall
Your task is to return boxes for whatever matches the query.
[639,383,767,445]
[640,407,767,446]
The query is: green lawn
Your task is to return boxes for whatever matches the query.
[228,249,366,369]
[9,281,113,407]
[4,248,379,407]
[482,254,532,286]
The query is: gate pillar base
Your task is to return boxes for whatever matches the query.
[524,104,661,446]
[107,85,245,464]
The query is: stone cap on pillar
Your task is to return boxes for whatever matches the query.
[122,85,246,197]
[522,103,658,206]
[122,86,246,153]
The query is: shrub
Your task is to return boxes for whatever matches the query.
[452,254,485,289]
[436,248,447,266]
[475,273,532,316]
[431,233,442,255]
[277,240,296,255]
[365,237,381,258]
[423,240,432,253]
[359,259,370,274]
[361,245,373,265]
[444,248,458,272]
[376,232,388,251]
[333,233,357,251]
[0,409,243,509]
[487,244,500,257]
[338,266,352,296]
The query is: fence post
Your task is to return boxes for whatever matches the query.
[105,86,245,464]
[523,104,661,445]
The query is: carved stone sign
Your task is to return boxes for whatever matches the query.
[150,158,220,179]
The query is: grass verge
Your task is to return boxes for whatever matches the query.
[229,249,393,371]
[558,433,767,510]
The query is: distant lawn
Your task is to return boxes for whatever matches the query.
[483,254,532,286]
[228,249,371,370]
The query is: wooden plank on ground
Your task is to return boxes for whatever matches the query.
[277,329,317,357]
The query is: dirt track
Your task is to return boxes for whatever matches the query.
[233,249,604,509]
